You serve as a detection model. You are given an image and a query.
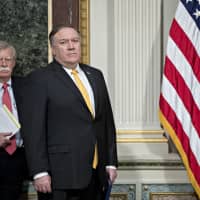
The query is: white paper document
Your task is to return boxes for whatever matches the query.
[0,105,21,136]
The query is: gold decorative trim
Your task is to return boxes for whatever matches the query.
[117,129,164,134]
[110,192,128,200]
[79,0,90,64]
[150,192,198,200]
[117,138,168,143]
[116,129,167,143]
[21,193,37,200]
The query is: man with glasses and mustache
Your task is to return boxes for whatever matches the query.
[0,41,28,200]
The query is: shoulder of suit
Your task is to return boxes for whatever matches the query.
[79,63,103,75]
[11,76,27,92]
[11,75,26,85]
[25,67,51,84]
[12,75,24,81]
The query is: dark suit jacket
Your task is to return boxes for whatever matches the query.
[0,76,28,178]
[21,60,118,190]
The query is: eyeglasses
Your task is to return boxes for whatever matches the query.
[0,57,14,63]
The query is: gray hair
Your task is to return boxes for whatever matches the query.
[0,41,16,59]
[49,24,81,46]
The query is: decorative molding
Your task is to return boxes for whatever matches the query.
[117,138,168,143]
[79,0,90,64]
[110,193,128,200]
[111,184,136,200]
[116,129,167,143]
[142,184,196,200]
[119,161,184,170]
[117,130,168,143]
[150,192,198,200]
[117,129,165,134]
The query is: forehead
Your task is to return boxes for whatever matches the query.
[54,27,80,40]
[0,48,14,57]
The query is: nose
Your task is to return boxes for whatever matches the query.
[68,40,74,49]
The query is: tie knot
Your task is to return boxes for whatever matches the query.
[71,69,78,75]
[2,82,8,90]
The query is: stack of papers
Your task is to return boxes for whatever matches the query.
[0,105,21,138]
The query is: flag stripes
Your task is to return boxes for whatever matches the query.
[164,58,200,138]
[175,2,200,55]
[159,96,200,183]
[170,20,200,80]
[159,0,200,197]
[161,76,200,164]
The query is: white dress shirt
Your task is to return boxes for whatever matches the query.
[0,79,23,147]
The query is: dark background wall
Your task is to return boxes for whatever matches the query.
[52,0,79,29]
[0,0,48,76]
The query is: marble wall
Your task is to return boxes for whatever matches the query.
[0,0,48,75]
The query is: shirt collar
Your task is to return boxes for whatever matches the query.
[0,79,12,88]
[63,64,81,74]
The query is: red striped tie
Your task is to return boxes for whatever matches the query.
[2,83,17,155]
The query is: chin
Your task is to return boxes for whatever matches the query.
[67,60,79,64]
[0,73,10,77]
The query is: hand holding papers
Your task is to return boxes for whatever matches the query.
[0,104,21,138]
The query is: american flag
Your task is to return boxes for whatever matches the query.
[159,0,200,198]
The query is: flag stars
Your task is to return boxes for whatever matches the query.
[193,9,200,19]
[186,0,192,3]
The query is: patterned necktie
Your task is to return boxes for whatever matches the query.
[2,83,17,155]
[71,69,98,168]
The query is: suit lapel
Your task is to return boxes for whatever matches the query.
[52,62,84,100]
[80,64,99,116]
[51,61,95,116]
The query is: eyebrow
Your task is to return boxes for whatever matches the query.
[58,37,80,41]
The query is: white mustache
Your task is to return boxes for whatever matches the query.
[0,67,11,72]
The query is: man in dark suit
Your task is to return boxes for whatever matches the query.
[21,25,118,200]
[0,41,28,200]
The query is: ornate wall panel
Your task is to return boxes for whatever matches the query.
[142,184,197,200]
[150,193,197,200]
[111,184,136,200]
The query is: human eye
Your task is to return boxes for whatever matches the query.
[57,40,68,45]
[71,38,80,43]
[0,57,13,62]
[5,57,13,62]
